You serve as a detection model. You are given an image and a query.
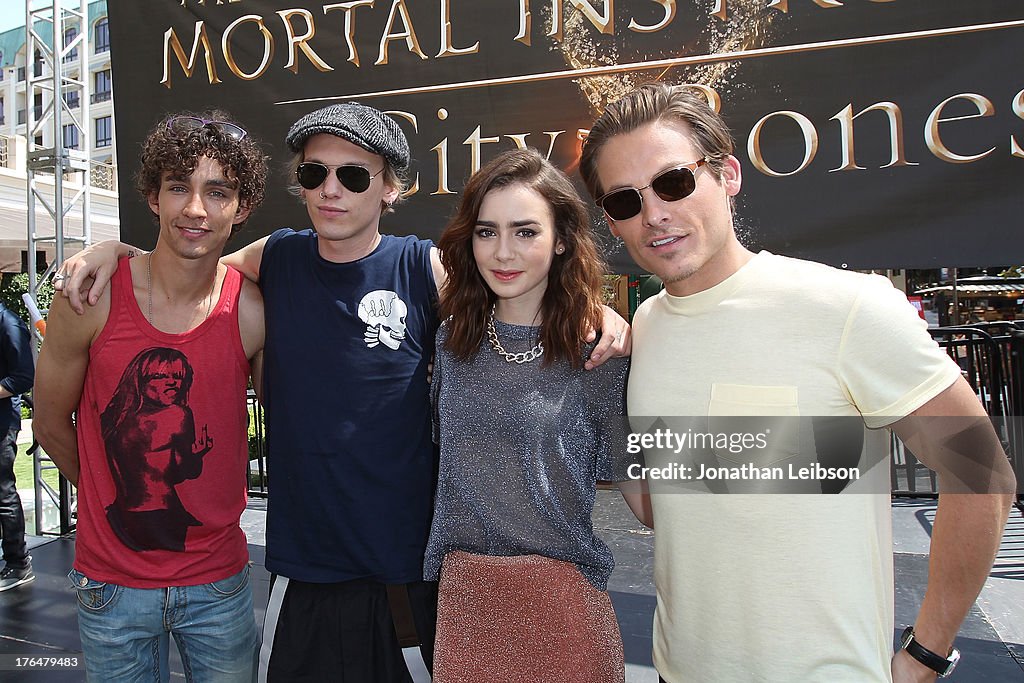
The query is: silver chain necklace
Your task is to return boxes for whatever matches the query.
[486,306,543,364]
[147,254,216,328]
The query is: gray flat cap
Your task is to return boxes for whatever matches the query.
[285,102,410,172]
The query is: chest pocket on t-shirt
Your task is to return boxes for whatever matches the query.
[707,383,799,466]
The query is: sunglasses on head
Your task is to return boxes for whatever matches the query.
[295,162,385,193]
[166,116,247,141]
[597,157,709,221]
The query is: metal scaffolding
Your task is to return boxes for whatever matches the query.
[24,0,93,535]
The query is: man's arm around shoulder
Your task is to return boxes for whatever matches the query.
[890,377,1015,682]
[237,276,265,401]
[33,292,109,486]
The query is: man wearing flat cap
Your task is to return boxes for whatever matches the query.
[54,101,630,682]
[226,102,443,681]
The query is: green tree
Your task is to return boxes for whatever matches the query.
[0,272,54,325]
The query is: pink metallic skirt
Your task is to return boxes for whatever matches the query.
[433,551,625,683]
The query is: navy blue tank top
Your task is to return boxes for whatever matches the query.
[260,229,439,583]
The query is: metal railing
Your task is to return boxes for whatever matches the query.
[891,322,1024,503]
[247,391,268,498]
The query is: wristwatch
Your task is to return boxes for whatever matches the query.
[900,627,960,678]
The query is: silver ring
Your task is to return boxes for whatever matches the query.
[614,331,623,343]
[319,191,326,199]
[52,274,66,282]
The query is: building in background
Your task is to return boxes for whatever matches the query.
[0,0,118,274]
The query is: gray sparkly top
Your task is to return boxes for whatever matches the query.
[424,319,631,591]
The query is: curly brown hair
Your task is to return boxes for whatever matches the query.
[438,149,606,368]
[136,110,268,233]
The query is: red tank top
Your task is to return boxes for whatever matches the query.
[73,258,251,588]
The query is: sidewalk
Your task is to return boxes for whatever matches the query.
[8,485,1024,682]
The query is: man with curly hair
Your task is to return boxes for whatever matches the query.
[33,111,268,682]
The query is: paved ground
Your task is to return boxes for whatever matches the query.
[4,461,1024,681]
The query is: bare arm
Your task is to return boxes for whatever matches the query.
[56,240,145,314]
[33,294,107,486]
[585,305,632,370]
[889,377,1015,682]
[237,275,266,402]
[222,235,270,285]
[618,478,653,528]
[57,236,270,314]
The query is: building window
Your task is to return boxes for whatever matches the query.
[95,116,112,147]
[95,18,110,53]
[64,27,79,62]
[0,97,4,126]
[33,50,44,78]
[93,69,112,103]
[64,89,80,109]
[63,124,79,150]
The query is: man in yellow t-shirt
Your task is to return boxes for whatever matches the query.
[579,83,1015,682]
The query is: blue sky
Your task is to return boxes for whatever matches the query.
[0,3,81,35]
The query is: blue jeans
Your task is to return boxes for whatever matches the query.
[69,565,257,682]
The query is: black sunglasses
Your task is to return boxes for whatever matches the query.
[295,162,385,193]
[597,158,709,221]
[166,116,247,141]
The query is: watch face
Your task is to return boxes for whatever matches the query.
[941,649,961,677]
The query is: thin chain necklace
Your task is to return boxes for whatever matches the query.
[146,254,216,328]
[487,305,543,364]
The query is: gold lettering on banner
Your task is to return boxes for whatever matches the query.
[925,94,997,163]
[385,109,420,195]
[571,0,615,35]
[161,22,221,88]
[766,0,845,12]
[324,1,375,68]
[277,9,334,74]
[829,102,918,172]
[505,134,530,149]
[503,132,566,159]
[437,0,479,58]
[536,0,615,42]
[463,125,502,175]
[376,0,427,65]
[629,0,676,33]
[515,0,532,45]
[223,15,274,81]
[747,110,819,177]
[681,84,721,112]
[1011,88,1024,158]
[431,137,454,195]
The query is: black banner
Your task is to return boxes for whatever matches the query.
[108,0,1024,272]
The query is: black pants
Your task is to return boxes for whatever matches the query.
[0,427,27,568]
[263,576,438,683]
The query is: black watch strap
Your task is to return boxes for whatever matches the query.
[901,627,959,677]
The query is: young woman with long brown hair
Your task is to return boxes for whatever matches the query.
[424,148,631,683]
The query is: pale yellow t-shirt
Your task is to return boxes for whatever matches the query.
[628,252,960,682]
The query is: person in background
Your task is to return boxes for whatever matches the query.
[0,302,35,592]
